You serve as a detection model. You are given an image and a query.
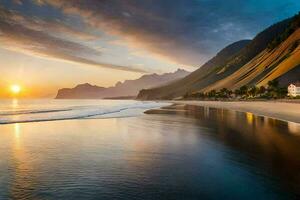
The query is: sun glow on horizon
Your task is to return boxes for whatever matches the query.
[10,84,22,95]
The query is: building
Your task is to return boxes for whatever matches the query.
[288,82,300,97]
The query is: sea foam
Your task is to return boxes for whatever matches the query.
[0,100,169,124]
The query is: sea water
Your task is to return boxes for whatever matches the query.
[0,101,300,199]
[0,99,169,124]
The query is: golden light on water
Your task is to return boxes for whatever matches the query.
[246,112,254,125]
[10,84,21,94]
[14,123,20,139]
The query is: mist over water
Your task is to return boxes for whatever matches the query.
[0,101,300,199]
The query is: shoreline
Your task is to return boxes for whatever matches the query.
[168,100,300,124]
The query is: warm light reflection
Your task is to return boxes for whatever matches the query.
[246,112,254,125]
[288,122,300,135]
[14,123,20,140]
[13,123,22,152]
[10,122,34,199]
[12,98,19,109]
[204,107,210,118]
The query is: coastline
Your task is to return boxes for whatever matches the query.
[2,108,300,199]
[167,100,300,124]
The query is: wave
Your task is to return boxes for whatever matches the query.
[0,101,170,125]
[0,108,72,116]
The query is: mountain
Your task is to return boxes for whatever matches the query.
[137,13,300,100]
[203,29,300,92]
[55,69,190,99]
[55,83,106,99]
[137,39,251,99]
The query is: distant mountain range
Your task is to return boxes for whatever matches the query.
[137,13,300,100]
[55,69,190,99]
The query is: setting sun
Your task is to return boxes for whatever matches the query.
[10,84,21,94]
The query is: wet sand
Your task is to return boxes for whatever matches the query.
[168,101,300,124]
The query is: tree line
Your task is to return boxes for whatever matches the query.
[183,80,289,100]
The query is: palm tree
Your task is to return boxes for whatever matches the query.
[239,85,249,97]
[219,88,233,98]
[208,90,216,98]
[258,86,266,95]
[248,86,258,97]
[267,80,279,98]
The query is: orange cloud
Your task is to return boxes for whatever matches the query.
[0,7,147,73]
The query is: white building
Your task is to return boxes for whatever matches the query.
[288,82,300,97]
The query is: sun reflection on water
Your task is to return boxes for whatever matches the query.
[12,98,19,109]
[14,123,20,140]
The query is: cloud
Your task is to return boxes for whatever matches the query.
[33,0,209,66]
[2,0,300,69]
[30,0,300,66]
[0,6,97,40]
[0,7,146,73]
[13,0,22,5]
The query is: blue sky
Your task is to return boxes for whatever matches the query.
[0,0,299,97]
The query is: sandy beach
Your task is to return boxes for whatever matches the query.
[171,100,300,124]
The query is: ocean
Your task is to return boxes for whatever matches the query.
[0,100,300,199]
[0,99,169,124]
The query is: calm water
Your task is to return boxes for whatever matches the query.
[0,101,300,200]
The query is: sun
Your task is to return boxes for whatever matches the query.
[10,84,21,94]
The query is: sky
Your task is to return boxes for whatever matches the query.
[0,0,299,98]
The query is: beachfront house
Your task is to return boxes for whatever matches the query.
[288,82,300,97]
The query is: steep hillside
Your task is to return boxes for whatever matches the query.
[55,69,189,99]
[137,15,298,100]
[203,29,300,92]
[137,40,251,99]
